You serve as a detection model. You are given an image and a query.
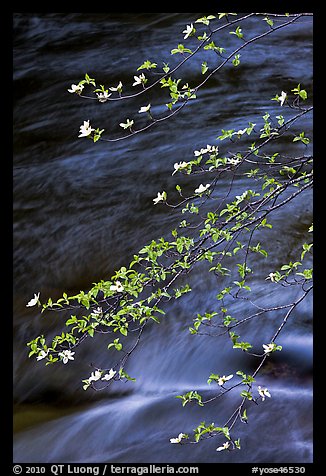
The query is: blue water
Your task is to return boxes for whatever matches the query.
[13,13,313,463]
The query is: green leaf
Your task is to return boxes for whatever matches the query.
[223,314,237,327]
[176,390,203,407]
[171,44,193,55]
[291,84,307,100]
[260,218,272,229]
[218,13,237,19]
[201,61,208,74]
[207,373,220,384]
[137,60,157,71]
[108,338,123,351]
[263,16,274,27]
[230,26,243,39]
[236,371,255,385]
[241,409,248,422]
[217,129,234,140]
[93,128,105,142]
[240,390,253,400]
[276,115,285,126]
[301,242,313,260]
[232,54,241,66]
[84,73,96,86]
[216,286,232,300]
[229,332,239,345]
[119,368,136,382]
[203,41,225,55]
[45,357,58,365]
[296,269,313,279]
[293,132,310,144]
[233,341,252,351]
[195,15,216,25]
[221,426,230,439]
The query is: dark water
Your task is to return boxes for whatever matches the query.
[13,13,313,463]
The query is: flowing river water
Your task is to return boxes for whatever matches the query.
[13,13,313,463]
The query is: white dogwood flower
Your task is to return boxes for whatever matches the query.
[170,433,186,444]
[262,343,276,354]
[237,128,247,136]
[89,370,102,382]
[258,386,271,401]
[216,441,230,451]
[109,81,123,92]
[68,83,84,94]
[172,161,188,175]
[194,183,210,194]
[78,120,94,137]
[102,369,116,381]
[36,350,48,361]
[110,281,124,293]
[153,191,167,205]
[194,145,218,156]
[90,307,103,318]
[228,157,241,166]
[279,91,287,106]
[58,350,75,364]
[119,119,134,130]
[183,24,195,39]
[217,374,234,386]
[26,292,40,307]
[132,73,147,86]
[96,91,111,103]
[138,104,151,113]
[194,148,206,156]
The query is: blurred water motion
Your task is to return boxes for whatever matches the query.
[13,13,313,463]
